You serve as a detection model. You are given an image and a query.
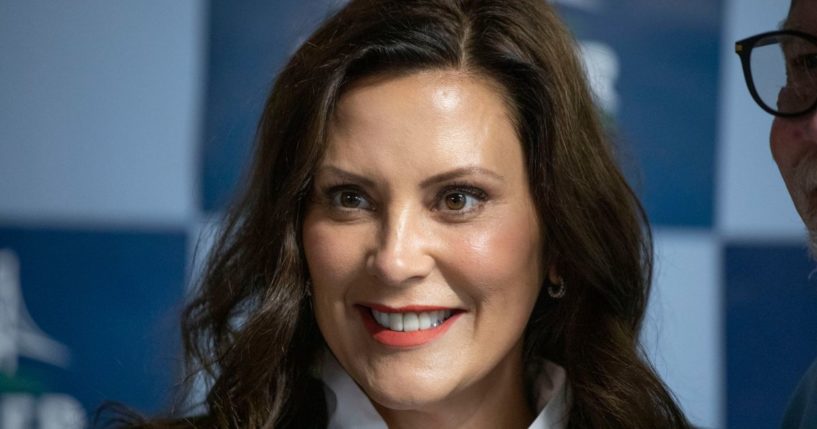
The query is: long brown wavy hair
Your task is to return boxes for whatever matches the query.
[107,0,692,427]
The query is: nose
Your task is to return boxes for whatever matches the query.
[365,205,435,287]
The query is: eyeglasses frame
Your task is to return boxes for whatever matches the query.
[735,29,817,118]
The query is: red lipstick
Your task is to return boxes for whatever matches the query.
[357,305,462,348]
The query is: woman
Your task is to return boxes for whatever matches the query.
[114,0,691,427]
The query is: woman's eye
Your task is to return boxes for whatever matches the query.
[444,192,468,210]
[331,190,372,210]
[437,188,486,213]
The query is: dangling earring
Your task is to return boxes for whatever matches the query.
[547,276,566,299]
[305,279,312,298]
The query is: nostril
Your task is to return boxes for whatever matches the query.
[365,245,434,286]
[366,248,408,282]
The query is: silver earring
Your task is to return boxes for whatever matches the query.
[547,277,566,299]
[305,279,312,297]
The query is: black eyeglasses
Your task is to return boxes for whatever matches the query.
[735,30,817,117]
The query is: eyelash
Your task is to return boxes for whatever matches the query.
[318,182,490,217]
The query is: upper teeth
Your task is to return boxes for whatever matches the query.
[371,309,453,332]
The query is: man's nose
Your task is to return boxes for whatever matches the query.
[365,205,435,287]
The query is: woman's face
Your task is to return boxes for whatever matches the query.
[303,70,545,413]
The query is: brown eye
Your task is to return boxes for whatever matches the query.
[330,190,372,210]
[340,191,363,208]
[435,186,488,214]
[444,192,467,210]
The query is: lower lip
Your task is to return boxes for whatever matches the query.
[358,307,462,348]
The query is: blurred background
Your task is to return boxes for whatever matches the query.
[1,0,814,428]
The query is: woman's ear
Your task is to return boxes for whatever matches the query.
[548,264,561,285]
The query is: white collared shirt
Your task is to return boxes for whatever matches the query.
[321,355,570,429]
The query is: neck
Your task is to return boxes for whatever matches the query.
[372,344,534,429]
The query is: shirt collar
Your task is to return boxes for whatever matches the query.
[321,354,570,429]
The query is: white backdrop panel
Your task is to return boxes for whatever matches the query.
[0,0,205,227]
[644,230,722,429]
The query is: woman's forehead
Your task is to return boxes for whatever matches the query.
[321,71,525,185]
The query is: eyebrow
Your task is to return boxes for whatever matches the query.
[419,166,505,188]
[314,166,377,188]
[314,165,506,188]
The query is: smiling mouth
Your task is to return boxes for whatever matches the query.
[357,304,463,347]
[370,308,454,332]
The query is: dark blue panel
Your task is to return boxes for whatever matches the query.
[725,243,817,429]
[202,0,342,212]
[0,226,187,418]
[558,1,722,227]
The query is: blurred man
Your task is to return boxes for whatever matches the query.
[735,1,817,427]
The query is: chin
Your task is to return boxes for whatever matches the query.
[359,370,457,411]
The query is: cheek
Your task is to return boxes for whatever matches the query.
[771,118,803,173]
[303,219,361,284]
[451,213,543,347]
[302,219,362,322]
[451,209,543,301]
[302,218,367,347]
[770,119,789,167]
